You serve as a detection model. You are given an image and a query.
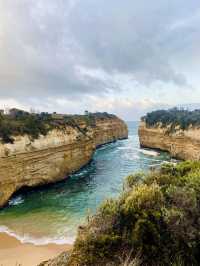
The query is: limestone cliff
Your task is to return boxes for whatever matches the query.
[0,114,128,207]
[139,121,200,160]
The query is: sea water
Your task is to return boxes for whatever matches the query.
[0,122,171,245]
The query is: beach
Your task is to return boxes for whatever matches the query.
[0,232,72,266]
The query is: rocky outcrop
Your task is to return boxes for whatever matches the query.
[0,114,128,207]
[139,121,200,160]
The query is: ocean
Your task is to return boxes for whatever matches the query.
[0,122,171,245]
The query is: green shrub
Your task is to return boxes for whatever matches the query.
[143,108,200,132]
[124,173,144,189]
[0,111,110,143]
[67,161,200,266]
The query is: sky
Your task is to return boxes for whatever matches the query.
[0,0,200,120]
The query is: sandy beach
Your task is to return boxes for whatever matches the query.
[0,232,72,266]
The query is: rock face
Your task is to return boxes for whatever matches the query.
[139,121,200,160]
[0,115,128,207]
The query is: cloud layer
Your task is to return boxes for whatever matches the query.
[0,0,199,119]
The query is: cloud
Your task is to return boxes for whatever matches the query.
[67,0,198,85]
[0,1,108,100]
[0,0,199,119]
[85,96,171,120]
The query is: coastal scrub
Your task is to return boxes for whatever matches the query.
[65,161,200,266]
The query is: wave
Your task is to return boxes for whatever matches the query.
[8,195,24,206]
[117,143,138,151]
[97,142,116,151]
[0,225,75,246]
[142,157,162,162]
[138,148,160,157]
[117,146,131,150]
[122,153,140,160]
[149,163,162,168]
[149,159,178,168]
[162,160,178,165]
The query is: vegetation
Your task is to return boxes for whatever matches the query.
[0,112,53,143]
[143,108,200,131]
[0,109,115,144]
[66,161,200,266]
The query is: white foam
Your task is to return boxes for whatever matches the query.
[0,225,75,246]
[149,163,162,167]
[162,161,177,166]
[139,148,159,157]
[117,147,130,150]
[8,195,24,206]
[142,157,161,162]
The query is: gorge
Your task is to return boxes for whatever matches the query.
[39,109,200,266]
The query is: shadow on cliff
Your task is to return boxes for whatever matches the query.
[3,159,98,211]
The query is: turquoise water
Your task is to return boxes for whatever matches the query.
[0,122,171,244]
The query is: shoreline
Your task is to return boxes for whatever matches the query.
[0,232,72,266]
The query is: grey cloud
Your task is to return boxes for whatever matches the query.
[68,0,199,86]
[0,0,109,102]
[0,0,199,105]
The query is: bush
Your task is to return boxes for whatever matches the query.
[0,111,111,143]
[0,113,51,143]
[143,108,200,132]
[66,161,200,266]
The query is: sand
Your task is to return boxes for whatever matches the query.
[0,232,72,266]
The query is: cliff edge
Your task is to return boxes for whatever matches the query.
[0,113,128,207]
[138,109,200,161]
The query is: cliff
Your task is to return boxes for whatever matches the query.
[138,121,200,160]
[0,114,128,207]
